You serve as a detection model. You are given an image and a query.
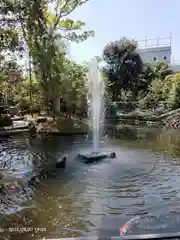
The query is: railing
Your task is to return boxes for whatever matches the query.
[136,36,172,49]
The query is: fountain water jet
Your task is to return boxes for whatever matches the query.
[79,59,116,162]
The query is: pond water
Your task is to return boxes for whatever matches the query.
[1,126,180,239]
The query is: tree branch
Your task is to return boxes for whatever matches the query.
[53,0,72,30]
[53,0,89,30]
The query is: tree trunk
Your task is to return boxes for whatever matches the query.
[28,54,33,116]
[52,96,60,114]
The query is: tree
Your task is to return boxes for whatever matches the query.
[0,57,23,104]
[138,78,164,109]
[162,73,180,109]
[60,60,87,118]
[153,61,173,79]
[103,37,143,102]
[0,0,94,113]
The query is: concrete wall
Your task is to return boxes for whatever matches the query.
[137,46,171,64]
[169,64,180,73]
[137,45,180,73]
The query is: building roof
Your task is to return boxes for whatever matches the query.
[137,46,171,53]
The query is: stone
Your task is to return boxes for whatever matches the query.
[79,151,116,163]
[28,176,40,186]
[0,103,9,114]
[28,121,37,136]
[36,117,47,124]
[109,152,116,158]
[9,106,19,117]
[79,152,107,161]
[56,156,67,168]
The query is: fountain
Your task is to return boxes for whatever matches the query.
[78,59,116,162]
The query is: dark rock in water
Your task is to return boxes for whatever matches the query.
[28,176,40,186]
[0,184,6,194]
[56,156,67,168]
[0,103,9,114]
[9,106,19,117]
[79,151,116,163]
[109,152,116,158]
[28,122,37,136]
[79,152,107,161]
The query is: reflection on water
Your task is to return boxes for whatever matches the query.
[1,127,180,239]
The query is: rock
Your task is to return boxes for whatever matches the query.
[13,120,29,129]
[9,106,19,117]
[11,116,24,121]
[109,152,116,158]
[36,117,47,124]
[56,156,67,168]
[28,121,37,136]
[28,176,40,186]
[30,125,37,136]
[0,184,6,194]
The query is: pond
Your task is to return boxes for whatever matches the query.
[1,126,180,239]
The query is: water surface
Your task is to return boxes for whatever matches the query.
[1,127,180,239]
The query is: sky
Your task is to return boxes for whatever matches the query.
[68,0,180,64]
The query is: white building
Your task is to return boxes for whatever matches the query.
[137,36,180,73]
[138,46,171,64]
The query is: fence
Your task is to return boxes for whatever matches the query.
[136,35,172,48]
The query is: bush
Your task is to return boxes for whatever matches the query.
[163,74,180,109]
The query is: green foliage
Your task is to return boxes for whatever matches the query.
[61,60,87,106]
[137,73,180,111]
[0,0,93,116]
[162,73,180,109]
[138,78,164,109]
[102,35,179,113]
[102,36,179,113]
[103,37,143,101]
[1,0,179,118]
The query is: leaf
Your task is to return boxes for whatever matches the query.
[59,19,85,30]
[65,30,94,42]
[47,12,57,26]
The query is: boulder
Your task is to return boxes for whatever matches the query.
[36,117,47,124]
[9,106,19,117]
[109,152,116,158]
[56,156,67,169]
[29,125,37,136]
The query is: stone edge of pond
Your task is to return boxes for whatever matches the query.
[37,131,88,136]
[0,129,30,136]
[0,126,88,137]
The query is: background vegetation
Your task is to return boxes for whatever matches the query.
[103,37,180,116]
[1,0,180,121]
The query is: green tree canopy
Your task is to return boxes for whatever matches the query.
[103,37,143,101]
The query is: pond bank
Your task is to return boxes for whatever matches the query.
[116,108,180,129]
[1,108,180,137]
[25,114,88,135]
[0,114,88,137]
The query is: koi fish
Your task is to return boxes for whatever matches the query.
[120,216,140,235]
